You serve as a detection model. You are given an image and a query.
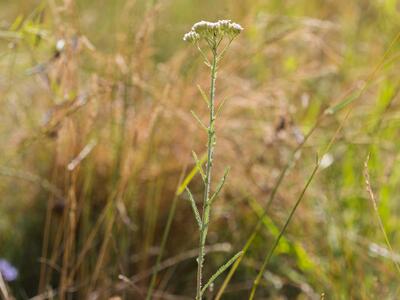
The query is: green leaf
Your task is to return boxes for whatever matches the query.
[209,167,230,205]
[216,97,229,117]
[197,84,210,107]
[248,196,317,271]
[176,153,207,195]
[324,89,362,115]
[201,251,243,296]
[192,151,205,182]
[186,188,202,229]
[191,110,208,131]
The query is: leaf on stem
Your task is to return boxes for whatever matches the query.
[201,251,243,296]
[197,84,210,107]
[196,42,211,67]
[216,97,229,117]
[217,38,233,62]
[191,110,208,131]
[192,151,206,182]
[186,187,202,229]
[209,167,230,205]
[176,153,207,195]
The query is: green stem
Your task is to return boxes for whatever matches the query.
[196,48,217,300]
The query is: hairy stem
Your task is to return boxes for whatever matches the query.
[196,47,217,300]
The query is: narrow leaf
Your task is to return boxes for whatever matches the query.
[209,167,230,205]
[216,97,229,117]
[249,158,319,299]
[324,89,361,115]
[186,188,202,229]
[191,110,208,131]
[192,151,205,181]
[196,43,211,67]
[201,251,243,296]
[176,153,207,195]
[197,84,210,107]
[247,196,317,271]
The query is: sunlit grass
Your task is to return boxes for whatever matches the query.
[0,0,400,299]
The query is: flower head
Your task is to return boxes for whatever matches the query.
[183,19,243,44]
[183,31,200,43]
[228,22,243,36]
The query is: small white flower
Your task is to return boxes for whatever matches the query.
[217,20,231,32]
[192,20,208,32]
[228,22,243,35]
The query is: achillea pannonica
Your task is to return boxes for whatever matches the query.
[183,20,243,300]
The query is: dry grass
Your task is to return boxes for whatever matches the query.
[0,0,400,299]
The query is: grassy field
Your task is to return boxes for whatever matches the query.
[0,0,399,299]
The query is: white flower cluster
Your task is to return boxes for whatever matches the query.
[183,31,201,43]
[183,19,243,43]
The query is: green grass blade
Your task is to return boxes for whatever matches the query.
[146,167,188,300]
[324,89,362,115]
[249,157,319,300]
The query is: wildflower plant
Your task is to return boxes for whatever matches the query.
[183,20,243,300]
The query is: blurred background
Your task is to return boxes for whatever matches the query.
[0,0,399,299]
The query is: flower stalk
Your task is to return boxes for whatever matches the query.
[183,20,243,300]
[196,46,217,299]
